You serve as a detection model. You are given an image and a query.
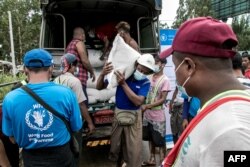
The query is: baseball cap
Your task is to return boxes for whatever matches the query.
[160,17,238,59]
[137,54,155,72]
[61,53,77,73]
[24,49,53,68]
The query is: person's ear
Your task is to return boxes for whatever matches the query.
[183,57,196,76]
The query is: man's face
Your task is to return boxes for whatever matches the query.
[242,57,250,69]
[136,64,151,75]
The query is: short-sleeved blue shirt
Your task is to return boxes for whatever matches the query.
[116,76,150,110]
[2,82,82,149]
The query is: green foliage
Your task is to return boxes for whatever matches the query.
[159,22,170,29]
[0,73,25,101]
[0,0,41,64]
[172,0,215,28]
[231,14,250,51]
[172,0,250,51]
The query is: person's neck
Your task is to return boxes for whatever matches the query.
[28,73,50,84]
[153,70,164,77]
[196,72,246,107]
[233,69,244,78]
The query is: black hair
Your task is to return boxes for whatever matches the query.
[232,52,242,70]
[26,66,50,73]
[155,55,167,64]
[242,51,250,61]
[71,59,78,66]
[242,51,249,57]
[67,59,77,70]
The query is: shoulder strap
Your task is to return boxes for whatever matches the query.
[21,85,72,134]
[147,75,165,104]
[163,96,250,167]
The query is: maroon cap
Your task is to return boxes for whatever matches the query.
[160,17,238,59]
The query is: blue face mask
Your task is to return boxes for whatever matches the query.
[175,60,191,97]
[134,70,147,80]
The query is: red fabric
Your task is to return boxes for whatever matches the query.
[95,22,117,41]
[160,17,238,59]
[93,109,114,124]
[92,109,114,116]
[163,96,250,167]
[66,39,88,86]
[244,69,250,79]
[94,116,114,124]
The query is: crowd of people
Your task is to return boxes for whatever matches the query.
[0,17,250,167]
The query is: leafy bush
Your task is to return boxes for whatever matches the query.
[0,74,25,102]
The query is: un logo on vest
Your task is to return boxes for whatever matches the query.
[25,109,53,131]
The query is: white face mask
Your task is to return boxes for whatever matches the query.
[154,64,161,73]
[134,70,146,80]
[74,67,79,76]
[175,60,191,97]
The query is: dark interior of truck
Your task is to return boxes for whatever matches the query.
[41,0,161,53]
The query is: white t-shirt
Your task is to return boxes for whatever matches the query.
[54,72,86,103]
[173,90,250,167]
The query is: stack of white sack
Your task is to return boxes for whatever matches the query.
[88,49,105,68]
[86,67,102,89]
[105,34,141,89]
[87,87,117,104]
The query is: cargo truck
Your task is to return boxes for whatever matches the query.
[39,0,162,147]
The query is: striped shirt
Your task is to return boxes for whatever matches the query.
[237,77,250,88]
[66,39,88,86]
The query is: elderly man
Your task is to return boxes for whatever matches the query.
[160,17,250,167]
[2,49,82,167]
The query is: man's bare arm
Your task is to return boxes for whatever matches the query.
[76,41,96,82]
[0,139,11,167]
[79,102,95,133]
[129,40,140,53]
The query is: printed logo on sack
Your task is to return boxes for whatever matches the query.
[25,104,53,131]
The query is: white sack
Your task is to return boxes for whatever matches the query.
[109,96,116,103]
[87,88,99,96]
[87,88,116,102]
[88,96,97,104]
[97,88,116,102]
[88,49,105,68]
[105,35,141,89]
